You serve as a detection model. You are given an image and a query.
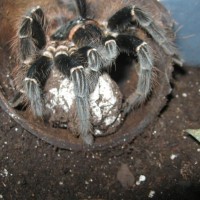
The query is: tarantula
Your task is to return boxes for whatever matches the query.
[11,0,179,145]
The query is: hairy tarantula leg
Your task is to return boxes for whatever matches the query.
[107,6,178,58]
[54,49,94,145]
[30,6,47,30]
[87,48,102,72]
[19,6,46,61]
[85,48,102,93]
[116,35,153,114]
[71,67,94,145]
[24,54,53,117]
[75,0,87,18]
[69,47,102,93]
[100,38,119,69]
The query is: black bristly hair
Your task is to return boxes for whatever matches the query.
[51,0,88,41]
[75,0,87,18]
[25,55,53,117]
[19,6,47,61]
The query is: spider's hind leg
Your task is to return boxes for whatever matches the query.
[108,6,180,62]
[71,66,94,145]
[115,35,154,114]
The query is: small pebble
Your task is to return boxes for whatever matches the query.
[85,181,89,185]
[0,169,8,177]
[152,131,157,135]
[89,178,93,182]
[182,93,187,97]
[170,154,178,160]
[139,175,146,182]
[136,175,146,185]
[59,181,64,186]
[148,190,156,198]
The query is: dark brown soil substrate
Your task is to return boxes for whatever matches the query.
[0,66,200,200]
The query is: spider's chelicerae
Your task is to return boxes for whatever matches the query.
[11,0,180,145]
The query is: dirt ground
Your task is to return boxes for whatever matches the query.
[0,65,199,200]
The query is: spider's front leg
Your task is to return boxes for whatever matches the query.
[70,66,94,144]
[54,46,103,145]
[13,6,51,116]
[115,34,154,114]
[24,53,53,117]
[19,6,47,60]
[107,6,179,59]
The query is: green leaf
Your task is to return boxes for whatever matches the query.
[185,129,200,142]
